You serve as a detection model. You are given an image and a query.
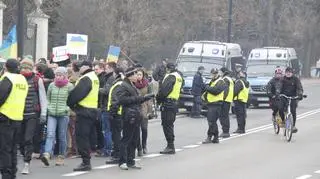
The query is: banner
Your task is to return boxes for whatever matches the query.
[106,45,121,63]
[66,33,88,55]
[52,46,69,62]
[0,25,17,59]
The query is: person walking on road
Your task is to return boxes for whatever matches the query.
[117,67,154,170]
[191,66,205,118]
[67,61,99,172]
[19,58,47,175]
[0,59,28,179]
[233,70,250,134]
[202,68,226,144]
[156,63,183,154]
[41,67,74,166]
[219,67,234,138]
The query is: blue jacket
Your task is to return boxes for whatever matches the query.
[192,71,205,96]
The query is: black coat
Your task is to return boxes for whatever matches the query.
[192,71,205,96]
[234,77,250,97]
[203,78,226,105]
[281,76,303,97]
[267,77,283,98]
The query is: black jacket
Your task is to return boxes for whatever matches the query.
[99,72,115,110]
[266,77,283,98]
[281,76,303,97]
[152,64,166,82]
[192,71,205,96]
[204,77,226,105]
[157,70,183,103]
[108,76,122,117]
[0,77,12,107]
[117,78,145,120]
[234,77,250,97]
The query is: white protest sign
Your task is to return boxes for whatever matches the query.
[66,33,88,55]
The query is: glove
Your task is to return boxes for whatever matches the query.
[204,84,210,91]
[144,94,155,101]
[298,94,303,100]
[40,115,47,124]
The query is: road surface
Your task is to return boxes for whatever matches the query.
[17,79,320,179]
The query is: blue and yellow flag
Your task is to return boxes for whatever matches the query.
[0,25,17,59]
[106,46,121,63]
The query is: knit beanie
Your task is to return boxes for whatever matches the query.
[55,67,68,76]
[20,59,34,70]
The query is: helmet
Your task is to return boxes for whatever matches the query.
[275,68,283,74]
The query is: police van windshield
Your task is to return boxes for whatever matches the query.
[246,64,286,76]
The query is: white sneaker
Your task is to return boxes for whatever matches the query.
[21,163,30,175]
[119,163,128,170]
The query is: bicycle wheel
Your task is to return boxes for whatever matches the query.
[272,116,280,134]
[285,114,293,142]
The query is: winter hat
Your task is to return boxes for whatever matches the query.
[20,58,34,70]
[125,67,138,77]
[166,63,176,70]
[55,67,68,76]
[5,58,20,73]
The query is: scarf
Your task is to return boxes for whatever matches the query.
[21,71,34,78]
[54,78,69,88]
[134,78,148,89]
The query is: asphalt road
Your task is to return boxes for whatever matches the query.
[16,79,320,179]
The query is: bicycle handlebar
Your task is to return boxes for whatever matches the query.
[279,94,307,100]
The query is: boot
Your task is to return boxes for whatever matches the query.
[41,153,50,166]
[73,163,92,172]
[143,148,148,154]
[219,133,230,138]
[160,144,175,154]
[292,126,298,133]
[137,150,143,157]
[202,136,212,144]
[21,163,30,175]
[212,136,220,144]
[233,129,245,134]
[55,155,65,166]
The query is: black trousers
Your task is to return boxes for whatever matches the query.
[75,114,95,165]
[161,107,176,146]
[110,116,122,158]
[219,102,231,133]
[119,119,139,166]
[234,101,246,131]
[32,118,42,154]
[279,98,298,126]
[206,104,221,138]
[20,118,37,163]
[0,120,20,179]
[137,119,148,151]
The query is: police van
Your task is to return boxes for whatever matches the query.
[176,41,245,111]
[246,47,300,107]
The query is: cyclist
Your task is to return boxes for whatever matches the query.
[266,68,283,121]
[279,67,303,133]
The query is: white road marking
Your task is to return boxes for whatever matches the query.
[175,149,183,152]
[62,171,89,177]
[143,153,163,158]
[134,158,142,161]
[314,170,320,174]
[93,164,117,170]
[296,175,312,179]
[183,145,200,149]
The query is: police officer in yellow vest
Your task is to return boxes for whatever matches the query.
[67,61,99,172]
[0,59,28,179]
[233,70,249,134]
[202,68,226,144]
[156,63,183,154]
[219,67,234,138]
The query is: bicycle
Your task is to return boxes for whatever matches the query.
[272,94,306,142]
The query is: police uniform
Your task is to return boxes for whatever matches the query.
[233,77,249,133]
[157,65,183,154]
[67,66,99,171]
[202,75,225,143]
[0,71,28,179]
[220,74,234,137]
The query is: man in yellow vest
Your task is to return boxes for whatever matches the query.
[233,70,249,134]
[156,63,183,154]
[67,61,99,172]
[219,67,234,138]
[0,59,28,179]
[202,68,226,144]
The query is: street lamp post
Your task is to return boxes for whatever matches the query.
[227,0,233,43]
[17,0,25,58]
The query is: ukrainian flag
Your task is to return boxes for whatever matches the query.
[106,46,121,63]
[0,25,17,59]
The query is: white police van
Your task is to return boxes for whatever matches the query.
[176,41,245,111]
[246,47,300,107]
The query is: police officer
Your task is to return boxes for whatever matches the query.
[67,61,99,171]
[219,67,234,138]
[105,68,125,164]
[156,63,183,154]
[117,67,154,170]
[0,59,28,179]
[202,68,226,144]
[233,70,250,134]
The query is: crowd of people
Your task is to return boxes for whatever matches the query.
[0,56,304,179]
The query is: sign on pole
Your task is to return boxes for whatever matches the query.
[52,46,69,62]
[106,45,121,63]
[66,33,88,56]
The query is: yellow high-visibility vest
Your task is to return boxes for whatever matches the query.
[75,71,99,108]
[0,72,28,121]
[223,76,234,103]
[202,78,224,103]
[234,79,249,103]
[163,72,183,100]
[107,81,123,115]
